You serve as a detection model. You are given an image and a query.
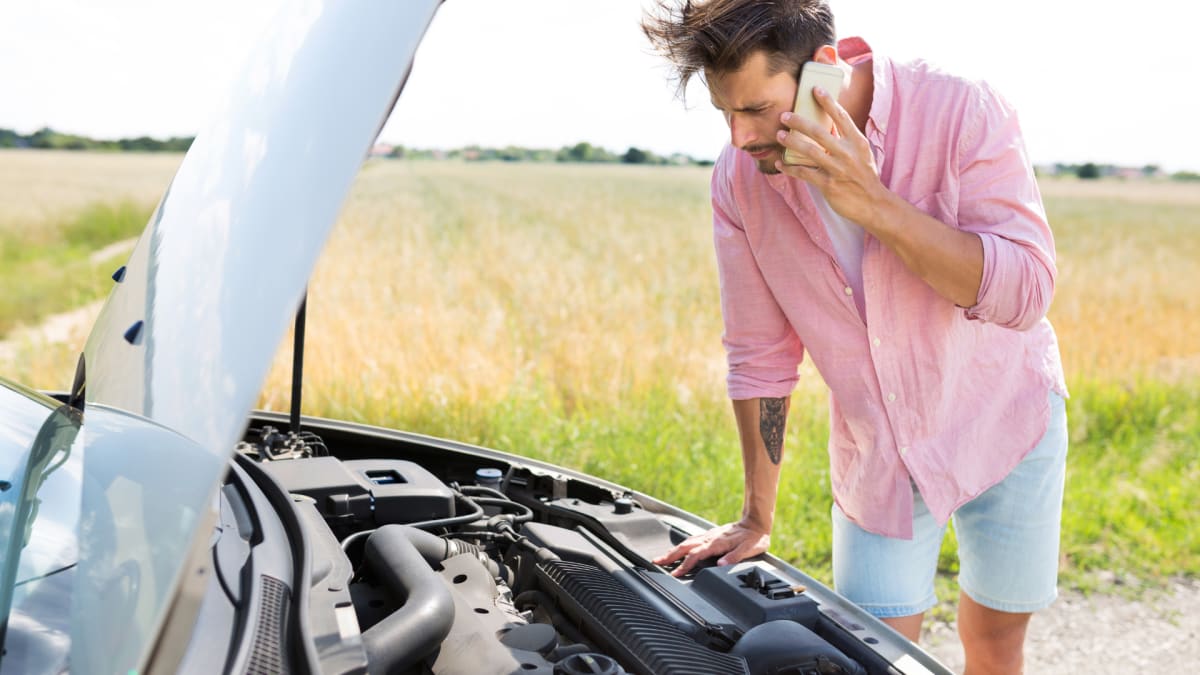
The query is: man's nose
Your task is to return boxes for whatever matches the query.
[729,115,757,149]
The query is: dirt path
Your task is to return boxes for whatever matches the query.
[922,578,1199,673]
[0,300,103,364]
[0,239,130,363]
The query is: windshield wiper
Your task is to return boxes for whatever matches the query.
[12,562,77,589]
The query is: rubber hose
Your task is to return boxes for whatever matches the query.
[360,524,457,672]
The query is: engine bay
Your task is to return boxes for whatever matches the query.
[223,422,930,675]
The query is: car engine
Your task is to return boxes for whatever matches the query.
[231,424,901,675]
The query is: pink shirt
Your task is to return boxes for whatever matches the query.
[713,38,1068,538]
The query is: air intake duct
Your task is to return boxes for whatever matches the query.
[536,560,749,675]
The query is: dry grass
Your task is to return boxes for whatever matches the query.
[1041,177,1200,385]
[4,155,1196,403]
[258,166,1200,412]
[1040,178,1200,205]
[258,160,752,417]
[0,149,179,235]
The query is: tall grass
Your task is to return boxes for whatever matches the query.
[0,201,155,336]
[1047,181,1200,385]
[2,153,1196,592]
[0,149,178,338]
[0,149,179,233]
[259,162,1200,588]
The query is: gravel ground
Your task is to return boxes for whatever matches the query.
[921,578,1199,673]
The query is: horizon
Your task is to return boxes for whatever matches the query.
[2,0,1196,172]
[1,129,1185,178]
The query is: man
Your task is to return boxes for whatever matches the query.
[642,1,1068,673]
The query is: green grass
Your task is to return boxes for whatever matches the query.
[315,381,840,577]
[0,201,151,337]
[319,376,1200,596]
[1059,380,1200,585]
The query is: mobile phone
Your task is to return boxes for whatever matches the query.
[782,61,845,166]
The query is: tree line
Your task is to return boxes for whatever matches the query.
[392,142,713,166]
[1050,162,1200,182]
[0,129,712,166]
[0,127,193,152]
[8,129,1194,178]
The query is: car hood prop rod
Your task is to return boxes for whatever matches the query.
[290,292,307,433]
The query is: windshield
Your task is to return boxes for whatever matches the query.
[0,380,220,675]
[0,384,81,673]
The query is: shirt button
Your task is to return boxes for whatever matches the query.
[887,392,896,402]
[900,446,910,456]
[872,337,881,347]
[844,286,853,296]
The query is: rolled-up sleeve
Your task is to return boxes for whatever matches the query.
[711,152,804,399]
[956,83,1057,331]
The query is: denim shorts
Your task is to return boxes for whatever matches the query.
[831,390,1068,617]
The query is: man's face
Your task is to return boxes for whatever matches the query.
[707,51,799,175]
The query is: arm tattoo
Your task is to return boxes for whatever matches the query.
[759,397,788,465]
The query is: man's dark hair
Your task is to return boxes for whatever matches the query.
[642,0,835,98]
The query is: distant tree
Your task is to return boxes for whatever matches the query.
[498,145,524,162]
[590,146,618,162]
[622,147,649,164]
[0,128,18,147]
[1076,162,1101,180]
[1141,164,1160,177]
[566,142,593,162]
[1171,171,1200,182]
[119,136,159,152]
[163,136,194,152]
[29,127,62,149]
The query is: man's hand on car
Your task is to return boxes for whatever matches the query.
[653,520,771,577]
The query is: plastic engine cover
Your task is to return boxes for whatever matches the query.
[261,457,455,525]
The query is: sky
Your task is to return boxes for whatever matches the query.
[3,0,1197,171]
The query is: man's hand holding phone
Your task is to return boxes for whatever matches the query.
[777,80,887,228]
[782,61,845,167]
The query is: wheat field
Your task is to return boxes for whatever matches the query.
[266,160,1200,401]
[7,151,1195,390]
[0,150,180,234]
[2,150,1196,585]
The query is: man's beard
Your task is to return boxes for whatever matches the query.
[757,158,782,175]
[745,145,783,175]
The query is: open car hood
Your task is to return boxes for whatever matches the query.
[84,0,439,460]
[68,2,441,672]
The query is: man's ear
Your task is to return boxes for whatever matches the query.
[812,44,838,65]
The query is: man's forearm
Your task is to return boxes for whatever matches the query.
[861,189,984,308]
[732,397,788,533]
[774,90,985,309]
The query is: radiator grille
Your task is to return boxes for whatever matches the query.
[537,560,749,675]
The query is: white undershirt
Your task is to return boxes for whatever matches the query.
[805,184,866,320]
